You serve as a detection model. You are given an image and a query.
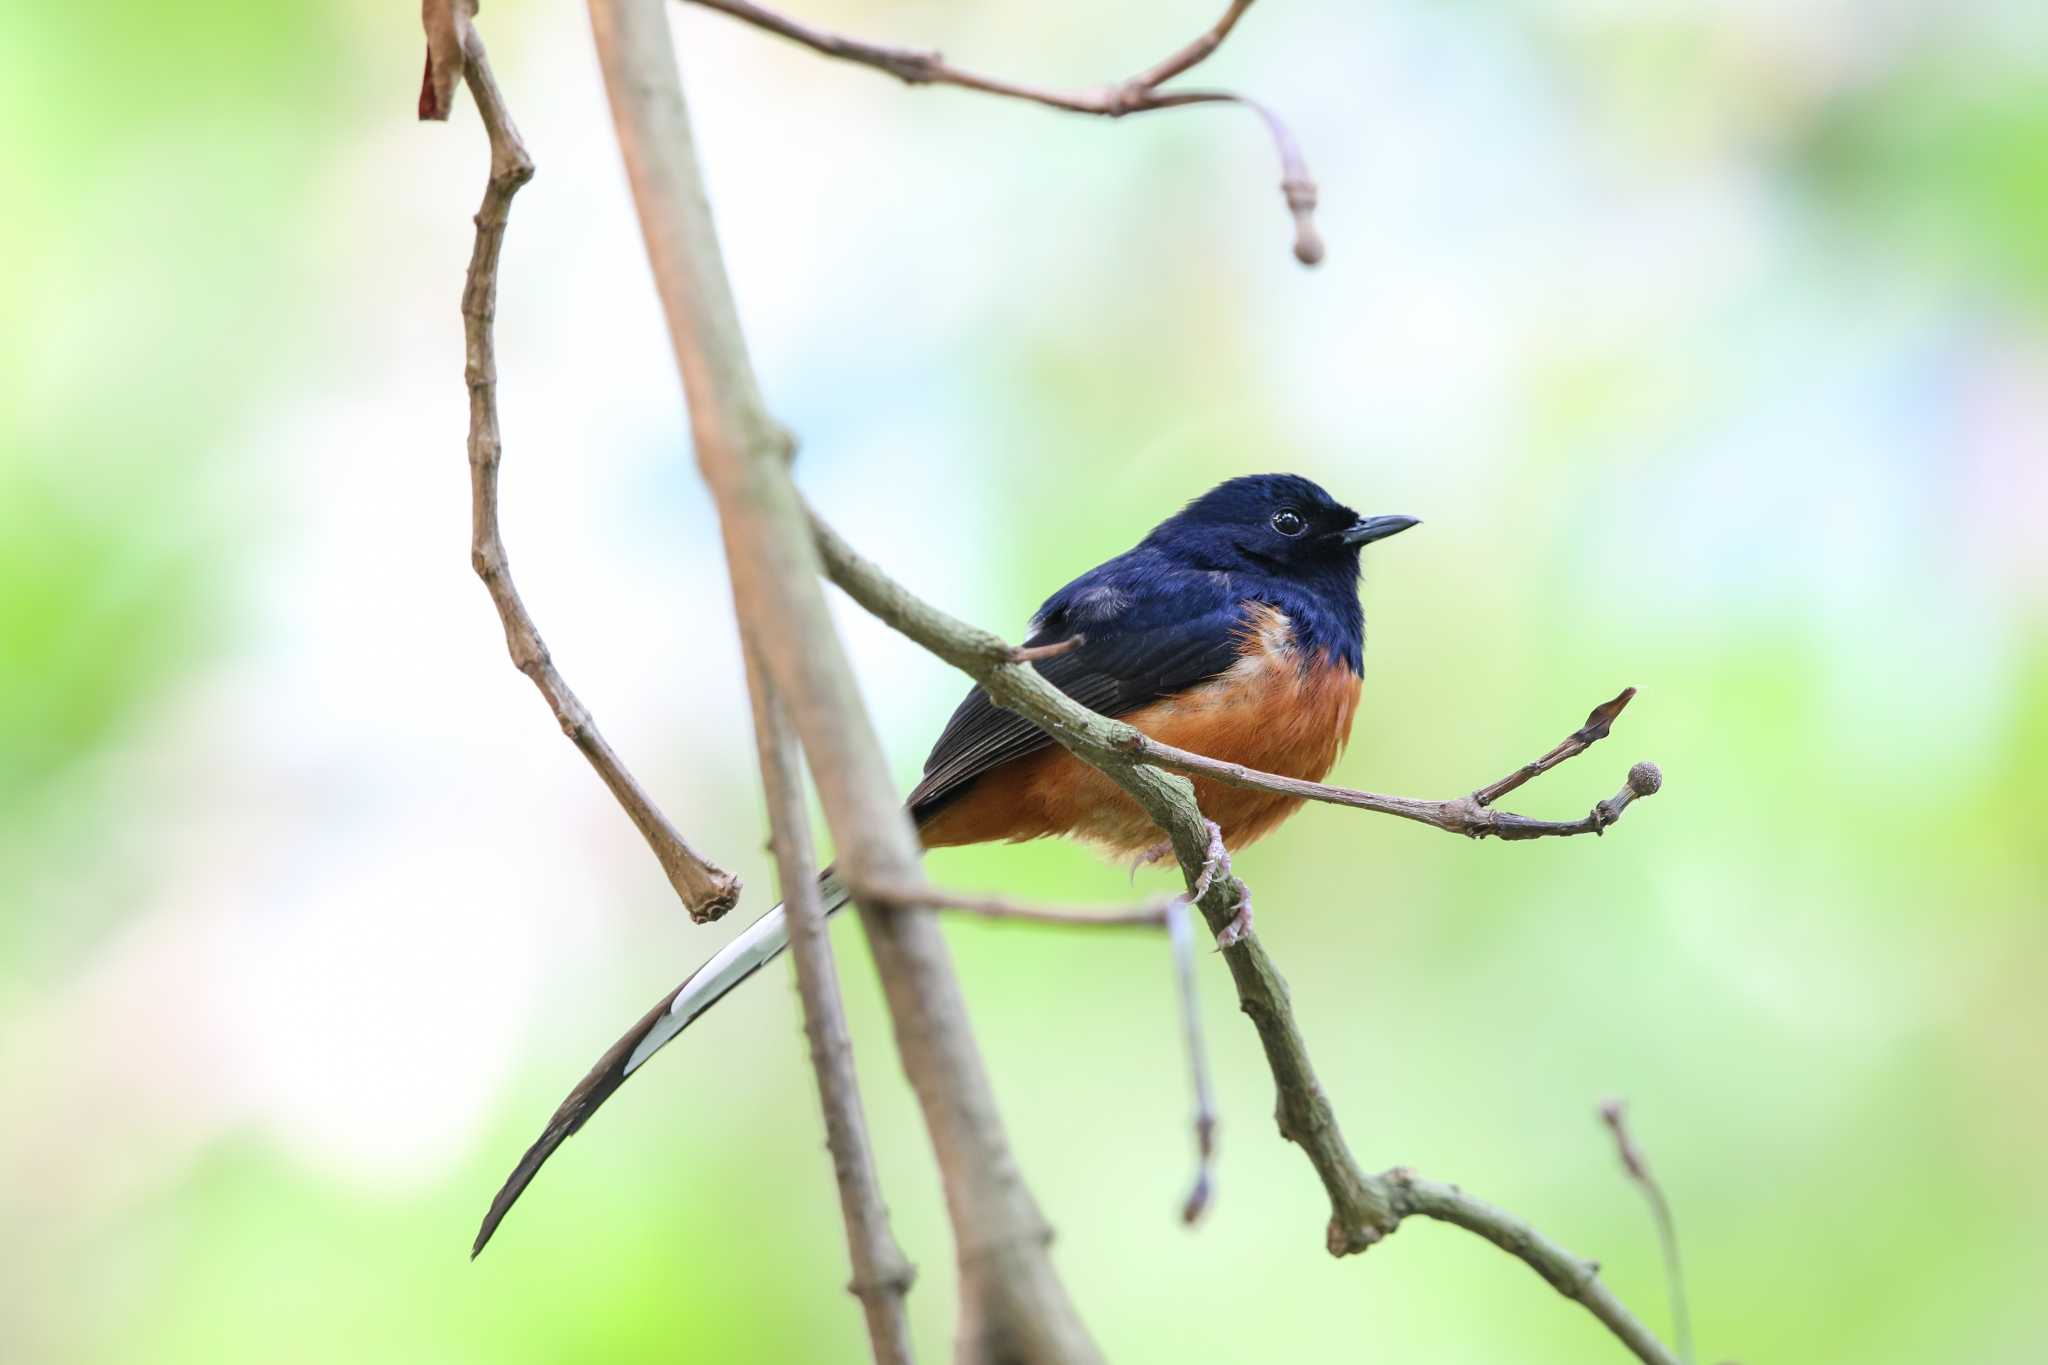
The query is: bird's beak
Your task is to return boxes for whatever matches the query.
[1341,514,1421,546]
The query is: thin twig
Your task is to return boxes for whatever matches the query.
[1601,1100,1695,1365]
[1125,690,1660,842]
[852,879,1173,929]
[1476,688,1638,807]
[1384,1169,1682,1365]
[743,641,917,1364]
[1122,0,1257,91]
[852,875,1220,1219]
[1166,898,1218,1224]
[808,508,1680,1362]
[448,26,742,923]
[681,0,1324,263]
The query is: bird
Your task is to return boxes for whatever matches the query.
[472,473,1418,1256]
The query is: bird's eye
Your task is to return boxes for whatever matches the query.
[1270,508,1307,537]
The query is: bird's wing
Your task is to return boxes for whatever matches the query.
[907,594,1252,823]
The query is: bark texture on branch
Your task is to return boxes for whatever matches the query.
[583,3,1099,1360]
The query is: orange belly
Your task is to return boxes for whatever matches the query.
[917,652,1360,858]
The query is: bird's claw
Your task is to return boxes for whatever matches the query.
[1184,820,1250,948]
[1213,886,1253,949]
[1188,820,1228,902]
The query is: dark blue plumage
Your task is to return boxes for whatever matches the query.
[1040,473,1373,671]
[909,474,1414,824]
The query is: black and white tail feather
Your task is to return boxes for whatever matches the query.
[471,870,854,1257]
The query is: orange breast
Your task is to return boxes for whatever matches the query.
[918,605,1361,858]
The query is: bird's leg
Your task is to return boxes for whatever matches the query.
[1182,820,1252,948]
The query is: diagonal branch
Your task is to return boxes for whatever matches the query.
[1123,0,1257,90]
[584,2,1100,1359]
[1384,1169,1682,1365]
[742,642,917,1365]
[680,0,1323,263]
[809,509,1679,1363]
[447,23,741,924]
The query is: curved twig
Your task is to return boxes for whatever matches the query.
[449,29,741,923]
[681,0,1324,263]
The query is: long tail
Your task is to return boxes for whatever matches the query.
[472,870,853,1256]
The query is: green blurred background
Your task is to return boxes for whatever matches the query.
[4,1,2044,1361]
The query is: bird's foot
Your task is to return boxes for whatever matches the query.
[1214,886,1253,949]
[1188,819,1229,899]
[1184,820,1251,948]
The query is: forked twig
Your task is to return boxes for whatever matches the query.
[1126,689,1661,842]
[682,0,1325,263]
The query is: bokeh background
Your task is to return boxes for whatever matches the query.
[5,1,2045,1361]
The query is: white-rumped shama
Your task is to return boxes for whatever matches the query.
[474,473,1418,1254]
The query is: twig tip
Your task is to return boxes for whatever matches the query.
[1627,762,1663,798]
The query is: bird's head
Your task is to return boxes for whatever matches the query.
[1146,473,1419,580]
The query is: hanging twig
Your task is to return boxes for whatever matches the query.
[679,0,1324,264]
[439,16,741,923]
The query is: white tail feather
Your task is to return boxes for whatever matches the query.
[621,870,853,1077]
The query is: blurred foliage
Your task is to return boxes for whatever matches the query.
[3,2,2043,1364]
[1801,56,2048,314]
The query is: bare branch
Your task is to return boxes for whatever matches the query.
[852,879,1173,929]
[448,25,741,923]
[1475,688,1638,807]
[1384,1169,1682,1365]
[808,509,1680,1361]
[849,875,1219,1226]
[584,2,1099,1357]
[681,0,1324,264]
[1122,691,1660,842]
[743,643,917,1365]
[1165,898,1218,1225]
[1122,0,1257,91]
[1601,1100,1695,1365]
